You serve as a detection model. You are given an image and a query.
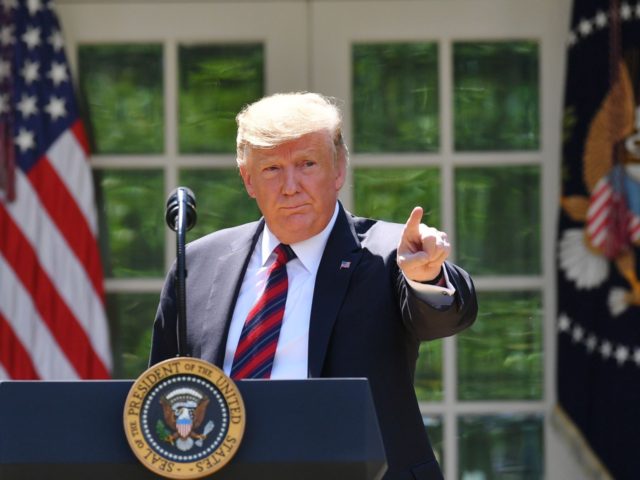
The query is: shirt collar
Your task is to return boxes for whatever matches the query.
[261,202,340,273]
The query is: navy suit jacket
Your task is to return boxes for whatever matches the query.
[150,204,477,479]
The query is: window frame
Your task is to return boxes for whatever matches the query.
[58,0,573,477]
[311,0,568,477]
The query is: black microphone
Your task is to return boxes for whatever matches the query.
[165,187,197,357]
[165,187,197,232]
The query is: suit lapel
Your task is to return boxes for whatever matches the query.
[308,206,362,377]
[198,221,263,366]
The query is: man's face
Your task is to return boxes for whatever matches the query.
[239,130,346,244]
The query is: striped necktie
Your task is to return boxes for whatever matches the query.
[231,243,296,379]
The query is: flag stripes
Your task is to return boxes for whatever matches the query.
[587,174,640,253]
[0,205,109,378]
[0,254,78,379]
[46,125,97,235]
[0,310,38,379]
[3,169,109,355]
[28,146,104,299]
[0,361,9,380]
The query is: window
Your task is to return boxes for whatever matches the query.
[63,1,308,379]
[60,0,568,477]
[349,38,543,476]
[312,1,562,477]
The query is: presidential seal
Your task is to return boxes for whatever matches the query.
[123,357,245,479]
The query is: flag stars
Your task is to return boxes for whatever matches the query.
[578,18,593,36]
[48,62,68,86]
[636,2,640,18]
[621,2,632,19]
[48,30,64,51]
[634,348,640,366]
[567,32,577,47]
[21,60,40,84]
[14,128,36,152]
[27,0,43,15]
[615,345,629,366]
[21,26,41,50]
[571,325,585,343]
[594,11,608,28]
[17,94,38,118]
[44,96,66,120]
[558,314,571,332]
[560,316,640,369]
[1,0,18,12]
[600,341,613,359]
[0,25,15,46]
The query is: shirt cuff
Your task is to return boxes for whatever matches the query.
[404,267,456,307]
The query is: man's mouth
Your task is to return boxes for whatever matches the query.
[281,204,308,212]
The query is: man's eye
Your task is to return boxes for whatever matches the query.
[303,160,316,167]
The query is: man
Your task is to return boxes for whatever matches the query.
[150,92,477,479]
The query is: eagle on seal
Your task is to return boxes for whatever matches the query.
[160,387,211,451]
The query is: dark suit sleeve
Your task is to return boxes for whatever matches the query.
[397,261,478,341]
[149,263,179,365]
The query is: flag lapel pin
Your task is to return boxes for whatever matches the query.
[340,260,351,270]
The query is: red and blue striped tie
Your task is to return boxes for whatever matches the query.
[231,244,296,379]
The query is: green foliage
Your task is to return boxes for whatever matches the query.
[455,166,541,275]
[414,341,443,402]
[458,292,543,401]
[179,44,264,153]
[106,293,159,379]
[459,414,543,479]
[353,167,441,227]
[353,43,439,152]
[179,168,261,240]
[98,170,164,278]
[454,41,539,151]
[423,416,444,466]
[79,44,164,154]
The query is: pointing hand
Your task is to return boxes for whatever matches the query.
[397,207,450,282]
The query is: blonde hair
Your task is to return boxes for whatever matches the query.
[235,92,348,166]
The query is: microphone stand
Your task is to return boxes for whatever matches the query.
[175,188,189,357]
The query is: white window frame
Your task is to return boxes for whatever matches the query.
[59,0,310,293]
[311,1,571,477]
[58,0,581,477]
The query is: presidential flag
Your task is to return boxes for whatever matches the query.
[557,1,640,478]
[0,0,111,379]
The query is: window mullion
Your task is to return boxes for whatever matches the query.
[164,39,178,273]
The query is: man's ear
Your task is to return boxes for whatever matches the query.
[334,153,347,192]
[239,164,256,198]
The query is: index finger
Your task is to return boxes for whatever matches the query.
[403,206,424,238]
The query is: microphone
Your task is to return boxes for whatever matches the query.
[165,187,197,357]
[165,187,197,232]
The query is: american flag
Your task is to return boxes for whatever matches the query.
[0,0,111,379]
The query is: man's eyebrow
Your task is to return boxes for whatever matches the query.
[255,145,320,161]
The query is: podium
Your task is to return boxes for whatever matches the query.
[0,378,386,479]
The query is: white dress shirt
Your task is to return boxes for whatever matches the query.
[223,203,455,379]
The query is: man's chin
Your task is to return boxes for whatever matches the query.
[273,216,321,244]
